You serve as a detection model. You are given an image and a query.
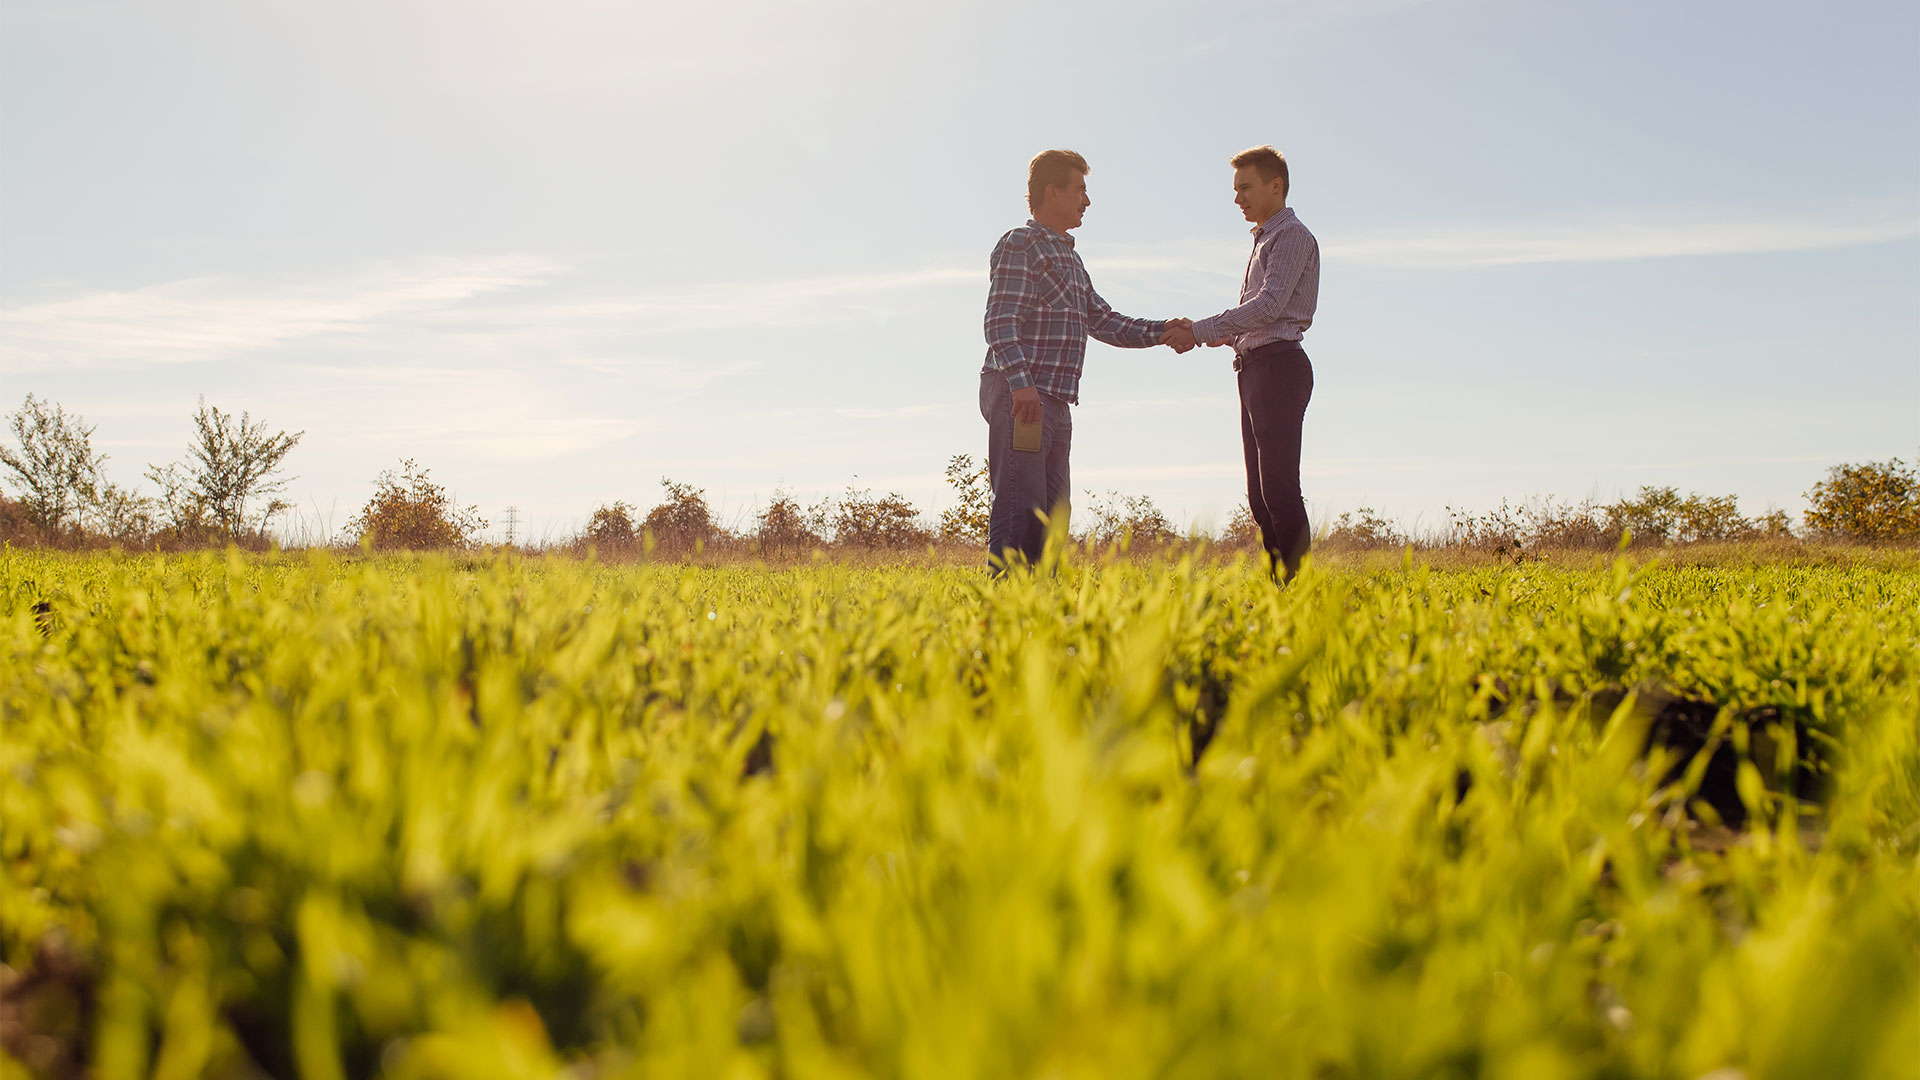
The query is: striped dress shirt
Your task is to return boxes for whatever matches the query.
[981,220,1167,406]
[1191,207,1319,354]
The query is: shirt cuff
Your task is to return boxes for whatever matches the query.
[1004,364,1034,391]
[1190,316,1221,344]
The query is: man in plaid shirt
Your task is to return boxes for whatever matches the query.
[979,149,1188,572]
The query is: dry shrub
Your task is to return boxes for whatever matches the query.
[756,487,824,557]
[1219,504,1260,550]
[938,455,990,546]
[1323,507,1405,551]
[832,487,930,549]
[1446,489,1795,558]
[1079,490,1177,551]
[585,501,640,551]
[347,459,487,550]
[1605,487,1768,544]
[1804,457,1919,542]
[0,492,33,547]
[642,479,720,555]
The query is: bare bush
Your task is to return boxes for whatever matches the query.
[88,484,158,548]
[138,399,302,545]
[1804,457,1919,541]
[1522,497,1612,549]
[1446,500,1531,562]
[347,459,487,550]
[144,462,220,547]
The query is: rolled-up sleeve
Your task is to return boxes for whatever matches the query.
[983,235,1036,390]
[1192,227,1315,344]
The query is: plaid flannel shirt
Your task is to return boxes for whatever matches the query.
[980,220,1166,406]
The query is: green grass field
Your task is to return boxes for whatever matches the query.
[3,548,1917,1079]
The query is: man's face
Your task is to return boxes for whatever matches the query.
[1233,165,1285,224]
[1043,173,1090,230]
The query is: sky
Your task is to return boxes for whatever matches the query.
[3,0,1916,542]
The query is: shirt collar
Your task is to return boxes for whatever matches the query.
[1027,219,1076,248]
[1251,207,1297,236]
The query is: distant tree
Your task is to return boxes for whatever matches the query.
[643,479,717,554]
[151,399,303,541]
[347,459,487,550]
[0,394,107,538]
[1804,457,1919,541]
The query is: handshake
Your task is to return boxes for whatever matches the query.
[1160,318,1227,354]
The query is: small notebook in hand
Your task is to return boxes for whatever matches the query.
[1013,415,1042,453]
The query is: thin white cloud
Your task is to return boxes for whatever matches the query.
[1086,205,1920,276]
[6,205,1908,374]
[0,257,979,372]
[442,265,979,341]
[0,255,562,370]
[0,253,988,376]
[1332,214,1920,269]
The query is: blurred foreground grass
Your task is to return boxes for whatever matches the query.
[2,548,1916,1079]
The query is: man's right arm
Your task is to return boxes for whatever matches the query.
[1191,227,1314,345]
[983,233,1037,392]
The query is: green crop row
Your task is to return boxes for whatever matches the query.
[2,549,1916,1079]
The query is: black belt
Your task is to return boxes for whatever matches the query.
[1232,339,1304,371]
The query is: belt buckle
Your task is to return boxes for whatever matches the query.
[1231,351,1245,372]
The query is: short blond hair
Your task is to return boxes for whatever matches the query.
[1027,149,1089,212]
[1230,145,1288,198]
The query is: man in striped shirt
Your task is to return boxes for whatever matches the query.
[979,149,1181,572]
[1165,145,1320,582]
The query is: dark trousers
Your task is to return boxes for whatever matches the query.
[1237,341,1314,580]
[979,371,1073,571]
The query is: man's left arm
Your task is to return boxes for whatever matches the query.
[1087,289,1167,349]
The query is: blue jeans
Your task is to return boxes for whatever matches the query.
[979,371,1073,571]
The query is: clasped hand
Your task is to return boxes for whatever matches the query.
[1160,318,1226,353]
